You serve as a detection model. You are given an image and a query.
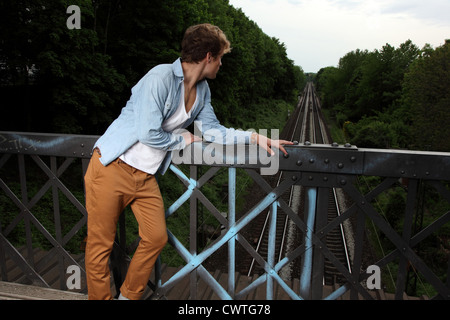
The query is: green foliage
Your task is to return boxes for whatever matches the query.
[0,0,128,134]
[315,39,450,152]
[316,41,420,123]
[0,0,305,134]
[318,40,450,295]
[403,40,450,152]
[345,117,392,148]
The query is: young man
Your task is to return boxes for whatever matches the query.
[84,23,292,300]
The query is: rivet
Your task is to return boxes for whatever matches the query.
[332,142,339,147]
[324,158,330,164]
[344,143,351,148]
[308,176,313,181]
[323,177,328,182]
[340,179,346,185]
[296,160,303,166]
[309,158,315,164]
[350,156,356,162]
[338,163,344,169]
[283,153,289,159]
[293,141,299,145]
[305,141,311,146]
[292,175,298,181]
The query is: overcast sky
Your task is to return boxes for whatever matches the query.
[228,0,450,72]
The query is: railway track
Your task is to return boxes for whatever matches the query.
[246,82,352,287]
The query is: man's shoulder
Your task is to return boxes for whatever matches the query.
[136,62,176,91]
[141,59,182,85]
[148,63,173,77]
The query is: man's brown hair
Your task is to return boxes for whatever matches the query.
[181,23,231,63]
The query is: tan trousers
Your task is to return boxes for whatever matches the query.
[84,150,167,300]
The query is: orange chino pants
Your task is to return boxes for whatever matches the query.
[84,150,168,300]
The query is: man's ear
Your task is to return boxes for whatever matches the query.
[206,52,212,63]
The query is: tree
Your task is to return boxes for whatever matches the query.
[0,0,126,134]
[0,0,303,134]
[403,40,450,151]
[315,40,424,148]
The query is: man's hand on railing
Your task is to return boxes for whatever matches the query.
[182,131,203,146]
[251,132,293,156]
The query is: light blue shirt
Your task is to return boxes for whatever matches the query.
[94,58,252,174]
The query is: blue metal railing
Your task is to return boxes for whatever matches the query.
[1,131,450,300]
[153,141,450,300]
[299,188,317,297]
[157,163,291,300]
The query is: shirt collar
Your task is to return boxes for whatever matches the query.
[172,58,184,79]
[172,57,207,85]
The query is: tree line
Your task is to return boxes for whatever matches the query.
[0,0,306,135]
[315,39,450,296]
[315,39,450,152]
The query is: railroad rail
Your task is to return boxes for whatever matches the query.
[1,90,450,299]
[247,83,352,293]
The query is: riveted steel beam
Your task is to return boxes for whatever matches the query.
[174,141,450,180]
[2,132,449,181]
[0,131,98,158]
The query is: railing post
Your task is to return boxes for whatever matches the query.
[267,201,278,299]
[299,187,317,299]
[18,154,34,271]
[228,167,236,298]
[311,187,329,299]
[190,165,198,299]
